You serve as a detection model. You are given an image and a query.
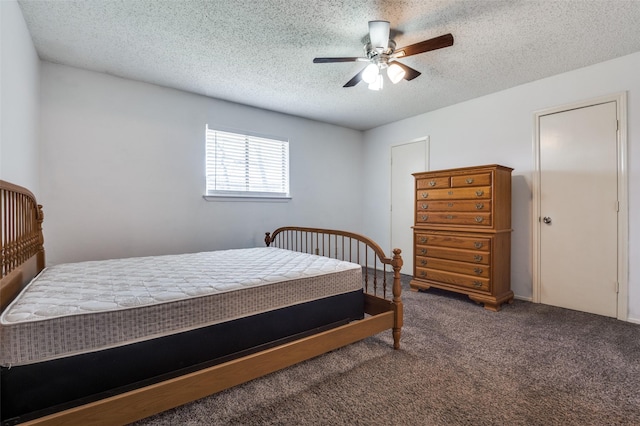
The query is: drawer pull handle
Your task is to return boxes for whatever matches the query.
[421,215,429,221]
[420,259,427,266]
[421,203,428,209]
[420,271,427,277]
[474,242,484,249]
[475,190,484,197]
[473,280,483,288]
[475,203,484,210]
[448,190,454,195]
[421,192,428,199]
[429,180,437,187]
[474,268,483,275]
[419,237,427,243]
[446,215,454,220]
[420,249,427,255]
[466,178,474,184]
[474,255,483,262]
[475,216,484,223]
[448,202,454,207]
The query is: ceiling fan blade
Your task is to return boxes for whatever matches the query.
[392,61,421,81]
[343,67,366,87]
[313,57,363,63]
[394,33,454,58]
[369,20,390,51]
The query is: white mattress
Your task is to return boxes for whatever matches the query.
[0,247,362,366]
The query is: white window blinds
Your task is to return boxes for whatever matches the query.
[205,126,290,198]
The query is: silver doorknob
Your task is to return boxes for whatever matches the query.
[543,216,552,224]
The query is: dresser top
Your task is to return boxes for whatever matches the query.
[412,164,513,177]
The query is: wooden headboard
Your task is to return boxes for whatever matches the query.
[0,180,45,310]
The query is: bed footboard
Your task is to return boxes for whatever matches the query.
[265,226,403,349]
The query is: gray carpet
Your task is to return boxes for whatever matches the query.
[134,276,640,425]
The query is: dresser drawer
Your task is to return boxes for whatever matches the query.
[416,186,491,201]
[415,256,490,278]
[416,176,450,189]
[414,268,491,292]
[416,212,492,226]
[451,173,491,187]
[416,200,491,212]
[414,245,490,265]
[415,233,491,250]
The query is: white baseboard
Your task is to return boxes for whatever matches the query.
[513,296,639,324]
[626,316,640,325]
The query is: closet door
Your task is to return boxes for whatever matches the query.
[391,139,428,275]
[539,101,618,317]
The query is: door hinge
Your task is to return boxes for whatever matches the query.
[616,201,620,212]
[615,282,619,293]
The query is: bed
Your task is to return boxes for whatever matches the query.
[0,180,403,425]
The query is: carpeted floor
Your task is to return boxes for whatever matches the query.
[134,276,640,425]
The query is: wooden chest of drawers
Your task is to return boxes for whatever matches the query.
[410,165,513,311]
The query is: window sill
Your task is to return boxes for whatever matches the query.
[202,195,292,203]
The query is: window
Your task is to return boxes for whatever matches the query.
[205,126,290,199]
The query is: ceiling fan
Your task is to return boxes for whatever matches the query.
[313,20,454,90]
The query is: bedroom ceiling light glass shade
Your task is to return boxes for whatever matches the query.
[362,63,379,84]
[368,73,383,91]
[387,63,406,84]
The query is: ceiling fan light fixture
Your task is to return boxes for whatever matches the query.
[368,73,383,91]
[312,19,454,90]
[387,63,406,84]
[362,63,380,84]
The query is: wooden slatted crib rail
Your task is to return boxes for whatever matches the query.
[0,180,45,310]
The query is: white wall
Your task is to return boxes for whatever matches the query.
[40,63,364,265]
[362,52,640,321]
[0,0,40,193]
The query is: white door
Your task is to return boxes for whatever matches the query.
[391,139,428,275]
[539,101,618,317]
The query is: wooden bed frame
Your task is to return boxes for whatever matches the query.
[0,180,403,425]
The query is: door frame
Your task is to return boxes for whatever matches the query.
[532,92,628,320]
[389,136,429,268]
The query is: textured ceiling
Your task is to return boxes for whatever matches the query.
[17,0,640,131]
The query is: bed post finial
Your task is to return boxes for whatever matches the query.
[391,248,403,350]
[265,232,271,247]
[37,204,45,270]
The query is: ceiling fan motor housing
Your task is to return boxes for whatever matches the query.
[365,39,396,68]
